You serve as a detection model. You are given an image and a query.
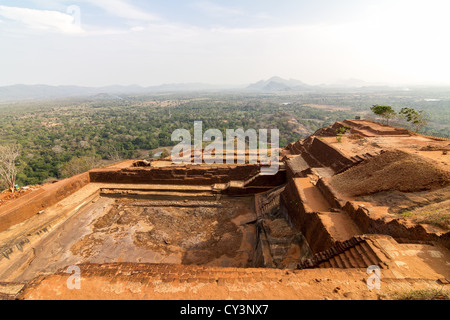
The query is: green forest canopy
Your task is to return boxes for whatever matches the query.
[0,90,449,186]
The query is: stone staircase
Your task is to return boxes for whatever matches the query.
[300,235,388,269]
[254,186,314,269]
[256,219,313,269]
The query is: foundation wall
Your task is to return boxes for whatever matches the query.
[305,138,354,172]
[295,139,321,168]
[280,179,334,253]
[0,173,90,233]
[89,165,261,185]
[342,202,450,249]
[246,170,286,187]
[315,178,345,209]
[343,120,410,135]
[312,177,450,249]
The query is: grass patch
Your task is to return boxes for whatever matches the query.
[400,211,413,218]
[392,289,450,300]
[398,200,450,230]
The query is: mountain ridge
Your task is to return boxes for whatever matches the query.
[0,77,433,101]
[247,76,312,91]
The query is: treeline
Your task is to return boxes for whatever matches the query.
[0,90,449,186]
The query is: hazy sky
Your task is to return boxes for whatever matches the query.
[1,0,449,87]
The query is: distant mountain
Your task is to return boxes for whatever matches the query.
[0,84,89,101]
[148,83,238,92]
[0,78,412,102]
[0,84,146,101]
[247,76,312,91]
[0,83,240,102]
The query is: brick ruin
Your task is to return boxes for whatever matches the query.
[0,120,449,300]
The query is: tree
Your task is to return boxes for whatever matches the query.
[52,145,63,154]
[106,145,121,162]
[371,105,397,125]
[160,148,171,159]
[399,107,430,133]
[336,125,350,143]
[0,145,21,193]
[60,156,100,178]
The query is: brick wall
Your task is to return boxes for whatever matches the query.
[89,165,261,185]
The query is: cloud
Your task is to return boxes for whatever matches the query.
[254,12,273,20]
[0,5,84,34]
[193,1,243,17]
[1,0,449,86]
[82,0,160,21]
[130,26,145,32]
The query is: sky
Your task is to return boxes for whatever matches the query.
[0,0,450,87]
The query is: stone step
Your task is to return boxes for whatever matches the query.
[353,244,375,267]
[359,242,382,266]
[348,247,367,268]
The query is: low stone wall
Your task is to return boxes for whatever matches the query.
[313,122,347,137]
[0,173,90,233]
[89,165,261,185]
[342,202,450,249]
[246,170,286,187]
[296,136,354,173]
[17,262,397,300]
[315,178,345,209]
[280,179,334,253]
[306,138,354,172]
[313,176,450,249]
[343,120,410,136]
